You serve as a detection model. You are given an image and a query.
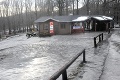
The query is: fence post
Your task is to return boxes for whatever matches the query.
[94,37,97,48]
[99,35,101,42]
[102,33,103,41]
[108,28,110,34]
[62,70,68,80]
[83,49,86,63]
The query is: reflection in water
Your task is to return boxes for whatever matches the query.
[22,57,51,80]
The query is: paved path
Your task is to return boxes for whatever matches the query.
[100,29,120,80]
[71,33,110,80]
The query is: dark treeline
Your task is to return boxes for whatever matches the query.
[0,0,119,37]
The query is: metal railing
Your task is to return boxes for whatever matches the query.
[94,33,104,48]
[49,49,86,80]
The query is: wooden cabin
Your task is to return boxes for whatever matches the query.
[34,15,113,36]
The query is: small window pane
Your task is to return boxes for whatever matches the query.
[44,24,48,30]
[61,23,66,29]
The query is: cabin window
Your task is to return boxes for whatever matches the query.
[60,23,66,29]
[44,24,49,30]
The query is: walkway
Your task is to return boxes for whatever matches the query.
[100,29,120,80]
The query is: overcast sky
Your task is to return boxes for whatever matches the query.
[0,0,3,2]
[0,0,84,12]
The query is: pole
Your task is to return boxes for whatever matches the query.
[83,50,86,63]
[94,37,97,48]
[102,33,103,41]
[62,70,68,80]
[99,35,101,42]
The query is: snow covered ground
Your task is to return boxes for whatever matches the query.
[0,31,112,80]
[100,29,120,80]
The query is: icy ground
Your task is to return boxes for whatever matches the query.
[100,29,120,80]
[0,31,113,80]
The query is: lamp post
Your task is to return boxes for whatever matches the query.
[109,11,111,16]
[89,10,91,15]
[52,11,53,17]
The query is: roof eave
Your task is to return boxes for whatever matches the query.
[35,18,60,23]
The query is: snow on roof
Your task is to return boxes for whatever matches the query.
[93,16,113,21]
[34,17,59,23]
[35,15,113,23]
[102,16,113,20]
[72,16,89,22]
[35,15,89,23]
[93,17,105,21]
[44,18,60,22]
